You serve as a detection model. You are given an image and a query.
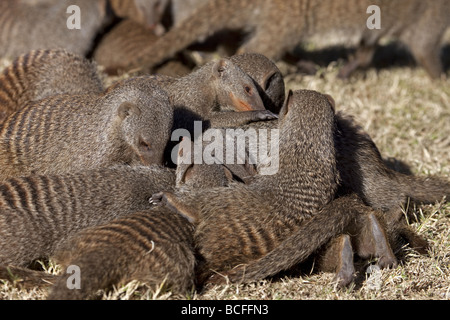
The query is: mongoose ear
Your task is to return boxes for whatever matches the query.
[279,90,294,119]
[223,166,235,183]
[324,94,336,113]
[262,70,277,91]
[212,59,229,79]
[117,102,142,120]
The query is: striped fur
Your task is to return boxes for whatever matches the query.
[0,165,175,267]
[0,76,173,180]
[0,49,103,123]
[47,207,195,299]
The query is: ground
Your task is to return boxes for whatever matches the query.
[0,41,449,300]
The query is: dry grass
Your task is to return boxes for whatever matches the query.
[1,44,449,301]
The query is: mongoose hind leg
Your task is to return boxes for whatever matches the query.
[350,213,398,269]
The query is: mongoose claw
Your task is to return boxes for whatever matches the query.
[251,110,278,122]
[205,273,229,286]
[149,192,164,205]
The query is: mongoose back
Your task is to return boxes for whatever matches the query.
[0,0,108,59]
[0,77,173,179]
[153,90,345,283]
[130,0,450,79]
[109,0,169,30]
[46,206,195,299]
[0,165,175,267]
[93,19,192,76]
[0,49,104,123]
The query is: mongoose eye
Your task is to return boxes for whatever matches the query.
[139,139,152,151]
[244,86,253,95]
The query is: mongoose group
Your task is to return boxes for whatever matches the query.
[0,1,448,300]
[127,0,449,79]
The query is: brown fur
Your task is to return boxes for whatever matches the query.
[0,77,173,179]
[0,49,103,123]
[129,0,449,79]
[0,165,175,267]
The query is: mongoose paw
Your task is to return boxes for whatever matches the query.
[205,273,229,286]
[377,255,398,269]
[334,267,356,288]
[251,110,278,122]
[150,191,198,224]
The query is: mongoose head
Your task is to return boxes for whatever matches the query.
[111,0,169,30]
[210,59,266,112]
[174,136,235,189]
[109,78,174,166]
[230,53,285,114]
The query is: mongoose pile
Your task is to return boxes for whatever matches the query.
[152,90,346,283]
[0,0,448,300]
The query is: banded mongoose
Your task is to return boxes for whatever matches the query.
[0,77,173,180]
[152,90,350,284]
[46,206,195,300]
[0,165,175,267]
[0,49,104,123]
[0,0,108,59]
[129,0,450,79]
